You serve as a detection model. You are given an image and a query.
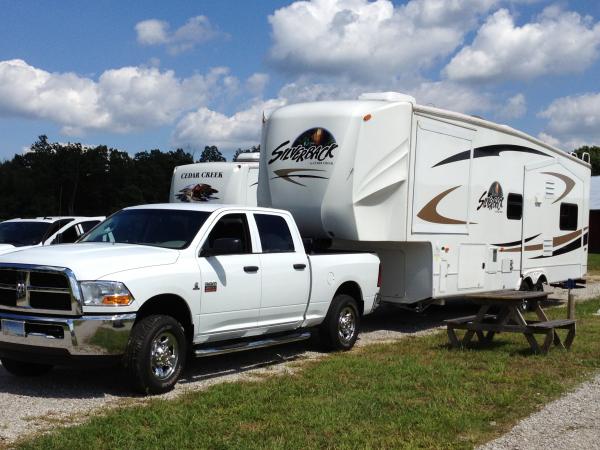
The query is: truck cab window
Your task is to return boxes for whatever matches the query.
[203,214,251,255]
[506,193,523,220]
[42,218,74,243]
[80,220,100,233]
[254,214,295,253]
[559,203,578,231]
[55,224,80,244]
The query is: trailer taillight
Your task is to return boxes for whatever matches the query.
[377,263,382,288]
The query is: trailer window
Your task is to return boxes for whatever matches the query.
[560,203,578,231]
[506,193,523,220]
[254,214,295,253]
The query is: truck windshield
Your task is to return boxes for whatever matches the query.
[80,209,211,249]
[0,221,53,247]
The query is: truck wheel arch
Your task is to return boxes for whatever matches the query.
[135,294,194,343]
[334,281,364,316]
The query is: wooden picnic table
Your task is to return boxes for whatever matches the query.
[445,290,576,354]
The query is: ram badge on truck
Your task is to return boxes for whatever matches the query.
[0,204,380,394]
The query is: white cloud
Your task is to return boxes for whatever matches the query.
[538,92,600,149]
[268,0,498,80]
[497,93,526,120]
[537,132,561,149]
[444,7,600,83]
[135,19,169,45]
[277,77,364,102]
[246,73,270,97]
[135,16,224,54]
[0,59,107,133]
[411,80,491,113]
[173,99,286,150]
[0,59,238,135]
[277,75,491,116]
[171,72,497,151]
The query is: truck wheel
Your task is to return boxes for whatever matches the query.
[124,315,187,395]
[0,358,53,376]
[320,294,360,351]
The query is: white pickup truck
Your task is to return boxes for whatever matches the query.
[0,204,380,394]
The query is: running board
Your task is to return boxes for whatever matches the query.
[193,331,311,358]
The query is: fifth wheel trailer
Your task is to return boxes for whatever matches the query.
[170,152,259,205]
[258,92,591,306]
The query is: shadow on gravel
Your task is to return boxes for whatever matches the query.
[361,299,479,334]
[0,299,481,399]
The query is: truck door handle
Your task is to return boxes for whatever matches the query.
[293,263,306,270]
[244,266,259,273]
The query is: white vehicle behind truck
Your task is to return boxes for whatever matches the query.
[170,153,259,205]
[0,204,380,394]
[0,216,105,256]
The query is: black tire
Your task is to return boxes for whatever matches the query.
[320,294,360,351]
[519,278,533,291]
[124,315,187,395]
[1,357,53,376]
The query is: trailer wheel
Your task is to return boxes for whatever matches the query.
[0,358,53,376]
[320,294,360,351]
[519,278,537,311]
[124,314,187,395]
[534,279,546,292]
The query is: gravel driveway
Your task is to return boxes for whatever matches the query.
[479,373,600,450]
[0,283,598,446]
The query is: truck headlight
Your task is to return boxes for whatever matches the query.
[79,281,134,306]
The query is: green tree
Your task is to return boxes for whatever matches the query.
[0,136,194,220]
[574,146,600,175]
[198,145,226,162]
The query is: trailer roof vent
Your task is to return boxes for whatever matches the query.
[358,92,416,104]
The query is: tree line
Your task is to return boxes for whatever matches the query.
[0,135,597,221]
[574,146,600,176]
[0,136,258,220]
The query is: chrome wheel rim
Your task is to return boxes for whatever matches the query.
[338,306,356,344]
[150,331,179,380]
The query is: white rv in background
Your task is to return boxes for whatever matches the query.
[170,153,259,205]
[258,92,591,307]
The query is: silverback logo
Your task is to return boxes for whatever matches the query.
[477,181,504,212]
[269,128,337,165]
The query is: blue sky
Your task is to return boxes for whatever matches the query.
[0,0,599,160]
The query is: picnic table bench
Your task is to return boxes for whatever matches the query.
[445,290,575,354]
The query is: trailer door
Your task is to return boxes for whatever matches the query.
[412,117,475,235]
[522,161,584,276]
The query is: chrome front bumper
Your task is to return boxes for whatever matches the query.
[0,311,136,356]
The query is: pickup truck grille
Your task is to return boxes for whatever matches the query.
[0,265,81,315]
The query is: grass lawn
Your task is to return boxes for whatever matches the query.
[588,253,600,275]
[15,299,600,450]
